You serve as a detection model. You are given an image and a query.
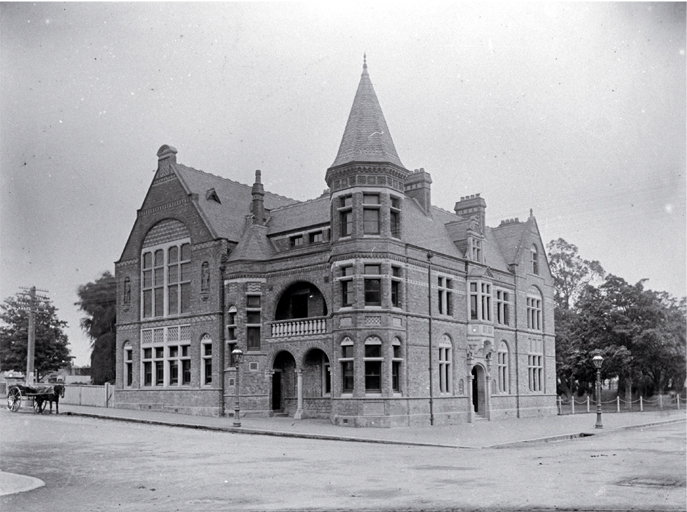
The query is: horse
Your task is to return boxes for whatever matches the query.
[34,384,65,414]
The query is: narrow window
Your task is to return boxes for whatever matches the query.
[527,287,543,331]
[201,335,212,386]
[392,338,402,393]
[363,194,380,235]
[531,245,539,275]
[339,195,353,237]
[246,294,262,351]
[470,282,478,320]
[497,341,509,393]
[290,235,303,247]
[438,277,453,316]
[340,338,354,393]
[227,306,237,341]
[124,342,133,387]
[439,335,452,394]
[364,337,382,393]
[309,231,323,243]
[496,290,511,326]
[528,338,544,392]
[390,196,401,238]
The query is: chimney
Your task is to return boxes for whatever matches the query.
[156,145,177,176]
[251,170,265,225]
[404,168,432,213]
[454,194,487,232]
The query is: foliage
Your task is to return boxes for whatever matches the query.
[76,271,117,385]
[0,293,71,382]
[546,238,605,310]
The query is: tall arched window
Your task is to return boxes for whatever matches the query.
[531,245,539,275]
[527,287,543,331]
[439,335,453,394]
[123,342,133,387]
[497,341,509,394]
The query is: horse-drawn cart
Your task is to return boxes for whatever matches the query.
[6,384,65,414]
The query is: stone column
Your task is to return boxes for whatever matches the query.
[485,352,493,421]
[466,352,474,424]
[294,369,304,419]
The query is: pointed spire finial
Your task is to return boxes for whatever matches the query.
[362,52,368,76]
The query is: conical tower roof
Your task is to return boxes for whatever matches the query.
[330,56,405,169]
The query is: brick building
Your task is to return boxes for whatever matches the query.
[114,59,556,426]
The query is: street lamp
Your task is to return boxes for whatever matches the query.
[232,348,244,427]
[592,354,604,429]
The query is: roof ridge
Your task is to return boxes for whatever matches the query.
[269,194,327,213]
[174,163,299,204]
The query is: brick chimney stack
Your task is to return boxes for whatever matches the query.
[404,168,432,213]
[454,193,487,233]
[251,170,265,225]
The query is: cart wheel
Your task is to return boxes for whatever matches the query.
[33,398,46,414]
[7,387,21,412]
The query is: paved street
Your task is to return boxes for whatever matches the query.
[1,409,685,512]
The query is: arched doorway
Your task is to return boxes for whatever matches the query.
[272,351,297,415]
[301,348,332,418]
[472,365,487,416]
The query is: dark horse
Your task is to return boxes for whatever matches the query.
[34,384,65,414]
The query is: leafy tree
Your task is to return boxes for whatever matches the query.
[546,238,605,310]
[0,293,71,382]
[76,271,117,385]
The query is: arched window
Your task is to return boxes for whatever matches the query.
[531,245,539,275]
[201,334,212,386]
[497,341,509,394]
[392,337,403,393]
[364,336,383,393]
[123,342,133,387]
[340,337,354,393]
[527,287,543,331]
[439,335,453,394]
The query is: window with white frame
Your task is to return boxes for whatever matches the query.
[390,196,401,238]
[141,240,191,319]
[124,342,133,387]
[339,195,353,237]
[363,264,382,306]
[497,341,509,393]
[364,336,383,393]
[391,266,402,308]
[201,334,212,386]
[340,265,355,307]
[438,276,453,316]
[469,281,491,321]
[528,337,543,392]
[226,306,237,341]
[495,289,511,326]
[392,337,402,393]
[141,325,191,387]
[246,294,261,351]
[340,337,354,393]
[439,335,452,394]
[363,193,381,235]
[527,287,542,331]
[531,245,539,275]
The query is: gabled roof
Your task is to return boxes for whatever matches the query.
[330,57,404,169]
[173,164,298,242]
[491,217,538,268]
[402,201,462,258]
[267,195,330,235]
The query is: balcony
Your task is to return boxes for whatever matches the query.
[270,316,329,338]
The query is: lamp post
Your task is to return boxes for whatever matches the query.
[232,348,244,427]
[593,354,603,429]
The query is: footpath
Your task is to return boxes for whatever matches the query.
[2,405,684,497]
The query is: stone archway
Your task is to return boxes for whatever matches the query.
[472,364,487,417]
[272,351,297,416]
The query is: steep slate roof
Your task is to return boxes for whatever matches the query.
[491,218,533,267]
[402,201,462,258]
[267,195,331,235]
[174,164,298,242]
[228,225,275,261]
[330,58,404,169]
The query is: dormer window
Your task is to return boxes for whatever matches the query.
[471,239,482,262]
[309,231,323,243]
[290,235,303,248]
[205,188,221,204]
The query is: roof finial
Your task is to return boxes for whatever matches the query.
[362,52,368,76]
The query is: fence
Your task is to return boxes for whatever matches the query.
[558,393,686,415]
[62,384,114,408]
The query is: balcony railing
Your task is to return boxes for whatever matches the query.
[270,316,328,338]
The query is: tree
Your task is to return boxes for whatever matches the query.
[76,271,117,385]
[572,276,686,398]
[546,238,605,310]
[0,293,71,382]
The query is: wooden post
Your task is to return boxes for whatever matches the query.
[572,398,575,415]
[586,396,590,413]
[616,396,620,413]
[640,396,643,412]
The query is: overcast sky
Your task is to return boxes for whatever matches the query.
[1,2,685,366]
